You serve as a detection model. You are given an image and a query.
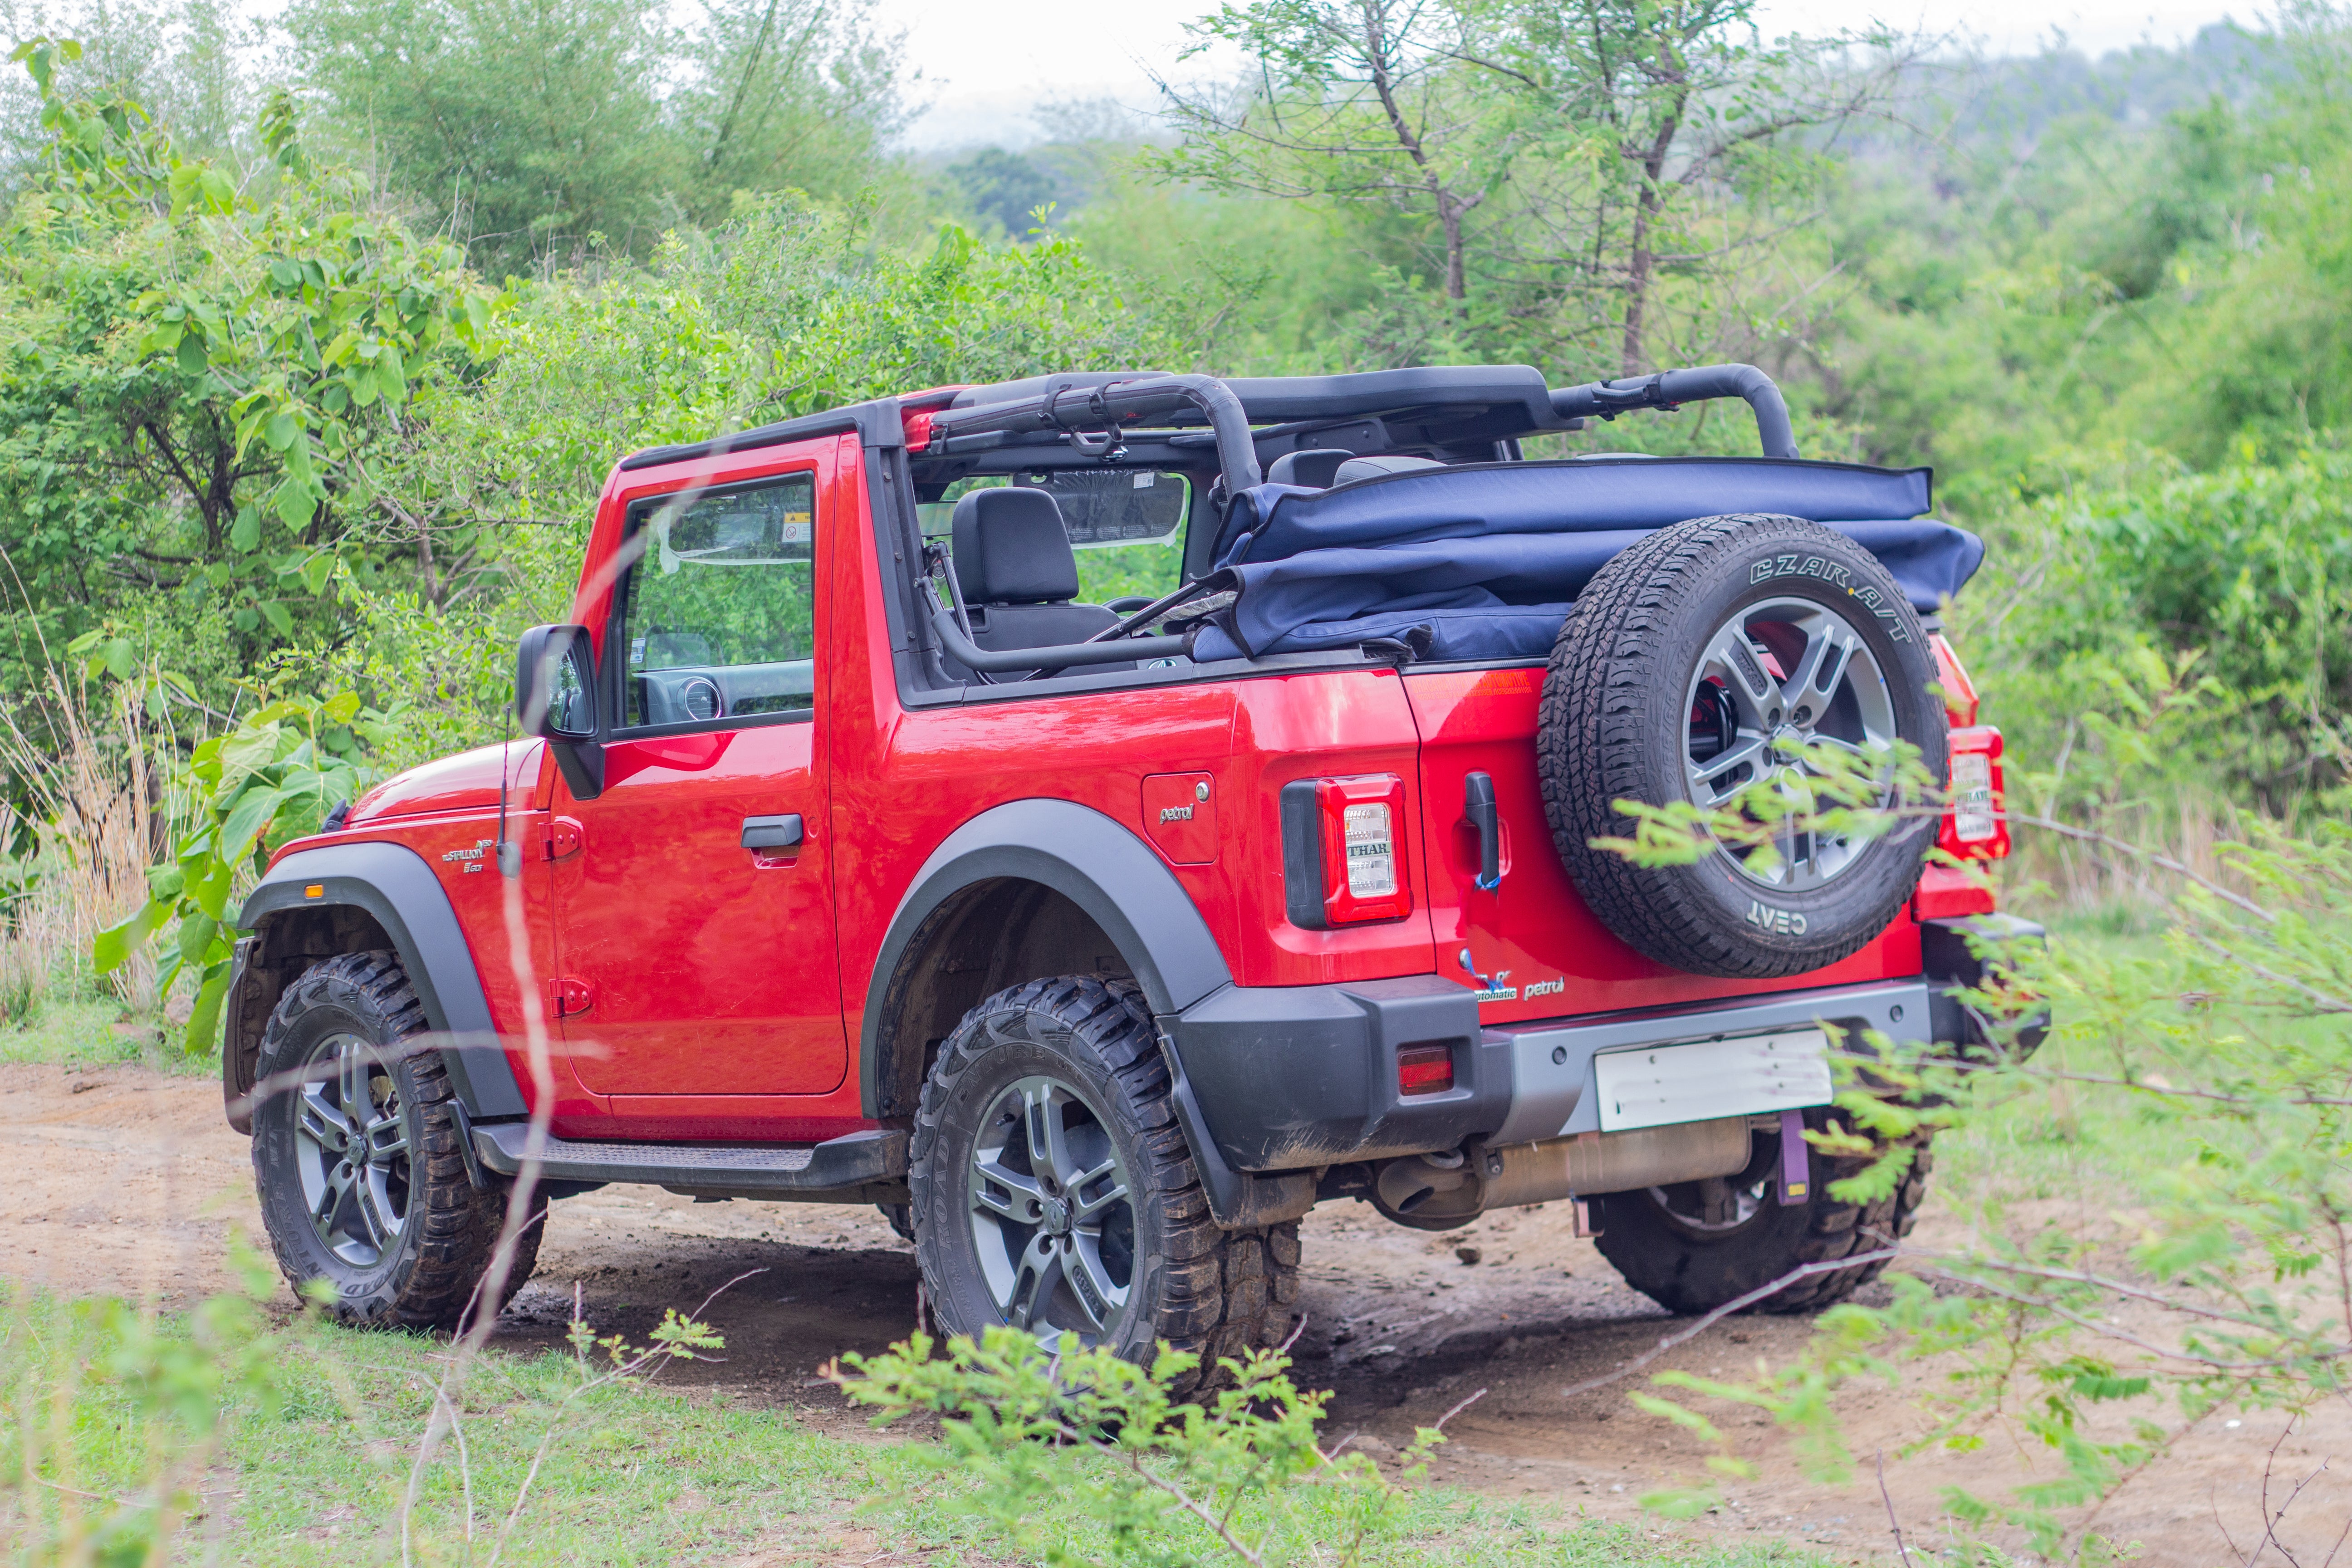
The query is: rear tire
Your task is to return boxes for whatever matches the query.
[1592,1107,1930,1315]
[909,975,1298,1392]
[251,951,544,1329]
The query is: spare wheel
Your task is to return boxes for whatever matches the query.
[1538,513,1947,979]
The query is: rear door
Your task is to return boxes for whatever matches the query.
[1403,667,1915,1024]
[551,451,846,1097]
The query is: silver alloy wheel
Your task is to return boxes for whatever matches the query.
[1682,595,1900,890]
[966,1074,1137,1343]
[293,1031,412,1266]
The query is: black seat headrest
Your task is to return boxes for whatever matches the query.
[950,487,1079,604]
[1267,448,1354,488]
[1333,453,1445,485]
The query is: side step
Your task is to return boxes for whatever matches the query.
[470,1123,909,1201]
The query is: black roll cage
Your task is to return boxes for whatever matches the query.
[897,363,1802,681]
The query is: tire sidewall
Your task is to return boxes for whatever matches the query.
[1620,522,1945,969]
[911,1004,1170,1363]
[252,971,436,1322]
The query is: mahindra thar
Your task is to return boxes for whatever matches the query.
[221,363,2038,1378]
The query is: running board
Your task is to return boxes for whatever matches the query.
[470,1123,908,1200]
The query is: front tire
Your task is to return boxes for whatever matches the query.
[909,976,1298,1390]
[1592,1107,1931,1315]
[251,951,544,1329]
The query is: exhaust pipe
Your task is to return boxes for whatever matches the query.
[1370,1117,1755,1230]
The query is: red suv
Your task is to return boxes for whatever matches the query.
[222,364,2037,1374]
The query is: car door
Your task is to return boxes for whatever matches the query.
[550,455,846,1098]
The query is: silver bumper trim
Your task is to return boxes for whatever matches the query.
[1486,978,1931,1145]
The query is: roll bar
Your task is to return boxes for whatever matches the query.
[1548,364,1798,460]
[923,373,1265,490]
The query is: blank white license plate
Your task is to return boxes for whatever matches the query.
[1592,1029,1834,1132]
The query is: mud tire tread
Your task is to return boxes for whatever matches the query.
[253,950,543,1331]
[909,975,1299,1393]
[1538,513,1942,978]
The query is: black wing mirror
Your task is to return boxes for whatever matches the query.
[514,624,603,799]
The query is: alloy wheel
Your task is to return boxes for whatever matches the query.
[965,1074,1137,1343]
[292,1032,412,1267]
[1682,595,1900,890]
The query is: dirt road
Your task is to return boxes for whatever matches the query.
[5,1059,2342,1563]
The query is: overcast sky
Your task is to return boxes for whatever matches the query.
[876,0,2255,150]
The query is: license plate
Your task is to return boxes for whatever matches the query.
[1592,1028,1834,1132]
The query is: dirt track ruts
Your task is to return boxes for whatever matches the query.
[5,1058,2344,1563]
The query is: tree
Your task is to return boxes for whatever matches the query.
[1153,0,1915,376]
[280,0,908,270]
[0,38,504,708]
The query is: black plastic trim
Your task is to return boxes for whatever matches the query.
[860,799,1235,1116]
[616,399,902,471]
[237,842,529,1119]
[1279,781,1326,930]
[471,1122,908,1196]
[1169,975,1501,1172]
[1921,913,2050,1057]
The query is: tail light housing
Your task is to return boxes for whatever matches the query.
[1939,725,2009,862]
[1929,632,1980,726]
[1280,774,1412,927]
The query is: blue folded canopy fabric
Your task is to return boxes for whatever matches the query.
[1191,457,1982,664]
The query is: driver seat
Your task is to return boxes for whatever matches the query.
[949,487,1125,658]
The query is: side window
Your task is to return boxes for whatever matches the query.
[916,470,1193,604]
[616,473,817,730]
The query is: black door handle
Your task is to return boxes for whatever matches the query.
[1462,773,1500,890]
[741,813,804,851]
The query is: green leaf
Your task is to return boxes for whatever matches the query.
[321,691,361,724]
[230,506,261,552]
[273,481,314,529]
[186,859,234,921]
[299,553,335,596]
[175,332,208,376]
[259,599,294,637]
[184,968,230,1057]
[103,638,136,680]
[176,911,219,962]
[262,411,297,451]
[219,786,287,863]
[93,901,167,974]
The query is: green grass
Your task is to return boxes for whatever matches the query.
[0,1283,1835,1567]
[0,992,207,1073]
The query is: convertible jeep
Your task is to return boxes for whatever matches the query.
[222,363,2035,1372]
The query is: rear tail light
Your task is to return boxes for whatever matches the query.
[1939,725,2009,861]
[1280,774,1413,927]
[1396,1044,1455,1096]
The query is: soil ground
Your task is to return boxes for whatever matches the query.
[6,1058,2345,1564]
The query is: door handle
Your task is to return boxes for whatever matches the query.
[741,813,804,851]
[1462,772,1500,890]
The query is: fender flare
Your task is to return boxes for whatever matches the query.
[859,798,1233,1117]
[234,842,529,1120]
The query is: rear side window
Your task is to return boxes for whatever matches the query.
[616,473,817,730]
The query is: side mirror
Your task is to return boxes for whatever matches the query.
[514,624,603,799]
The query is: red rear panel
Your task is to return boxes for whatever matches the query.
[1403,666,1921,1025]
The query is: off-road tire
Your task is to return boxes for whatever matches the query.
[909,975,1299,1392]
[1539,513,1947,978]
[251,951,544,1329]
[1592,1107,1931,1315]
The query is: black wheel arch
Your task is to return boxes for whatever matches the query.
[225,842,528,1133]
[859,799,1234,1122]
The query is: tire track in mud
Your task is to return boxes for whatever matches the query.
[4,1060,2343,1563]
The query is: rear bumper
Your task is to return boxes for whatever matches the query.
[1167,974,1933,1175]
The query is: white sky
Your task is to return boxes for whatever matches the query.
[878,0,2255,150]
